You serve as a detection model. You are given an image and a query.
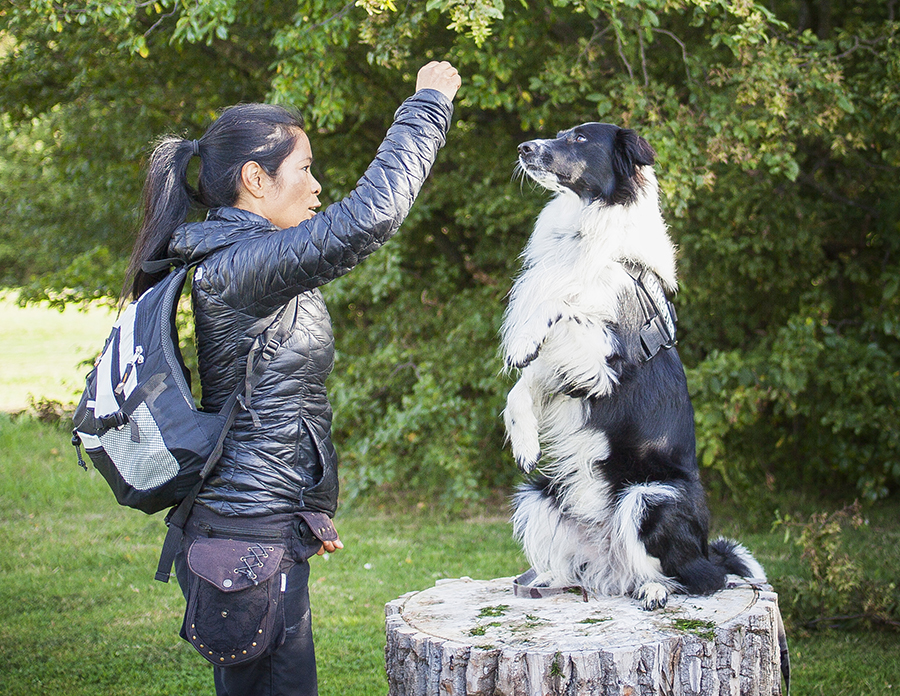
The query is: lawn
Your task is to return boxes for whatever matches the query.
[0,292,114,411]
[0,414,526,696]
[2,414,899,695]
[0,300,898,695]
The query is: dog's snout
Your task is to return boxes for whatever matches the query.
[518,141,536,157]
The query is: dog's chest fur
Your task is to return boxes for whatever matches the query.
[501,182,676,397]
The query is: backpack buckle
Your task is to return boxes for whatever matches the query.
[98,411,129,430]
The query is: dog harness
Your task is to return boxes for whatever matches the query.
[624,263,678,362]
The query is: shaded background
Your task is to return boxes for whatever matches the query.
[1,0,898,510]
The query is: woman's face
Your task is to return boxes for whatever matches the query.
[260,130,322,229]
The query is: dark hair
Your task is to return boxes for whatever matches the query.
[123,103,304,300]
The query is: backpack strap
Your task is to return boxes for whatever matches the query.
[141,257,186,275]
[154,297,299,583]
[238,298,298,428]
[154,387,242,582]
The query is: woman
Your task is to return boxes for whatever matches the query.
[124,61,460,695]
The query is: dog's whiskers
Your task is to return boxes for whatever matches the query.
[512,161,547,196]
[511,161,528,191]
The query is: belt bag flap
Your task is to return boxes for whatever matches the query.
[299,511,339,543]
[183,538,288,667]
[187,538,285,591]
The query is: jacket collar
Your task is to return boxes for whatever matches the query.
[169,207,277,264]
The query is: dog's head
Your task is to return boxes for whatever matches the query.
[518,123,656,206]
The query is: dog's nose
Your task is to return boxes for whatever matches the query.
[518,142,535,156]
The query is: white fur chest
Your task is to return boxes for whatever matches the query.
[502,181,676,365]
[502,194,631,369]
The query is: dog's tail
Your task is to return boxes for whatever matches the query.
[709,537,767,581]
[710,538,790,694]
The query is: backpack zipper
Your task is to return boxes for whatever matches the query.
[114,346,144,395]
[160,268,195,409]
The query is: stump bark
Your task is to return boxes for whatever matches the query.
[385,576,787,696]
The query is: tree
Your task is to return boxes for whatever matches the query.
[2,1,898,504]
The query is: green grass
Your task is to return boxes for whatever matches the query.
[0,415,527,696]
[2,414,899,695]
[1,298,899,695]
[0,293,114,411]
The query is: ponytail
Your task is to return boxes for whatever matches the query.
[123,103,305,302]
[123,137,198,301]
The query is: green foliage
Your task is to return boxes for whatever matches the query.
[773,502,900,632]
[0,1,281,296]
[2,1,899,504]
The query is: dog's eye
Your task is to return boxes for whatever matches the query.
[573,134,587,143]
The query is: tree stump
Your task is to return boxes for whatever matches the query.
[385,576,787,696]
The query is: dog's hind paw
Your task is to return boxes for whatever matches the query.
[637,582,669,611]
[527,571,556,588]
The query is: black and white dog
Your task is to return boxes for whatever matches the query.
[502,123,765,610]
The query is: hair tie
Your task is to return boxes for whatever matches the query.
[191,139,200,157]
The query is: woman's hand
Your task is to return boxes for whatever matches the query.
[416,61,462,101]
[317,536,344,555]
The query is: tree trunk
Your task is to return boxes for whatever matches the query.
[385,576,787,696]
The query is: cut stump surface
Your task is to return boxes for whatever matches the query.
[385,576,786,696]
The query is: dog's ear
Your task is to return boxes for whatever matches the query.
[613,129,656,179]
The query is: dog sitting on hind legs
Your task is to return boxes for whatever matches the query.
[501,122,766,611]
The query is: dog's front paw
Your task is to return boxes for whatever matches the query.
[503,310,566,369]
[637,582,669,611]
[509,428,542,473]
[504,339,541,370]
[504,374,542,471]
[515,448,542,474]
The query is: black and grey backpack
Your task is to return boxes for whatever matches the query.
[71,258,294,581]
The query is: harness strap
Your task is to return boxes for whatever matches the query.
[512,568,588,602]
[623,263,678,362]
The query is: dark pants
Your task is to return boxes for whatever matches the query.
[175,506,320,696]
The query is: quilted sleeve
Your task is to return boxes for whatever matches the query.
[215,89,453,315]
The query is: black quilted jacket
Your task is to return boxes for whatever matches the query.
[168,89,453,517]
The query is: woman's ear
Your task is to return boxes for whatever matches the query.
[239,160,268,200]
